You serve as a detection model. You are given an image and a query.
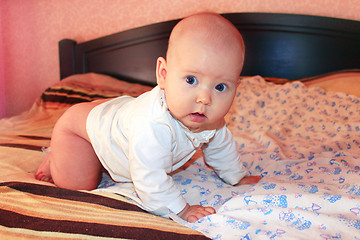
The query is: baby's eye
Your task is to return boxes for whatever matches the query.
[186,76,197,85]
[215,83,226,92]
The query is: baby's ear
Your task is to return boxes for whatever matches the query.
[156,57,167,89]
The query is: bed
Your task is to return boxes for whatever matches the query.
[1,12,360,239]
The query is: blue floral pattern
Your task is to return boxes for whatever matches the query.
[99,76,360,239]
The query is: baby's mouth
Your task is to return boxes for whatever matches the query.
[189,112,207,123]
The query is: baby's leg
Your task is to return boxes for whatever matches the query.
[36,100,108,190]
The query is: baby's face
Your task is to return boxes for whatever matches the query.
[159,35,243,132]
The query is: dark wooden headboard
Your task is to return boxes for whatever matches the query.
[59,13,360,85]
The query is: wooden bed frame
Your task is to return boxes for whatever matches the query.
[59,13,360,86]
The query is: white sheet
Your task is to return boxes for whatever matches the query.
[97,76,360,239]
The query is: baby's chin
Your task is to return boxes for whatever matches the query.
[184,117,225,133]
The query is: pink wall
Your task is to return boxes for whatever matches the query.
[1,0,360,118]
[0,7,5,118]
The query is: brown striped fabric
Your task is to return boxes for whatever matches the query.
[39,76,152,110]
[0,182,208,239]
[0,143,44,151]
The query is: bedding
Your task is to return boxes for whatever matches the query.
[1,70,360,239]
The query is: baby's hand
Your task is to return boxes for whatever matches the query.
[178,204,215,222]
[236,175,262,185]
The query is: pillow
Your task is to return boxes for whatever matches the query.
[302,69,360,97]
[246,69,360,98]
[39,73,153,109]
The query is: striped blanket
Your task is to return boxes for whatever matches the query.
[1,182,207,239]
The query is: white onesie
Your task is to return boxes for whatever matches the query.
[86,86,246,214]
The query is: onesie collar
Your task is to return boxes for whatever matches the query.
[178,120,216,147]
[159,88,167,109]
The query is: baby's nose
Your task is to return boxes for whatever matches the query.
[196,90,211,105]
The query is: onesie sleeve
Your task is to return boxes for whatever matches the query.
[127,118,187,215]
[202,125,247,185]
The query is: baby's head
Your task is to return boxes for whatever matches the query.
[157,13,245,132]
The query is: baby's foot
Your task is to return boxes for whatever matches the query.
[35,172,54,183]
[35,156,53,183]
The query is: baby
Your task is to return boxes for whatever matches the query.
[36,13,261,222]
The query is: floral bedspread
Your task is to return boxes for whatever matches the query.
[98,77,360,239]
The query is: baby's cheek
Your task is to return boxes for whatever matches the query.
[214,102,231,119]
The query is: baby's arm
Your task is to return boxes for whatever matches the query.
[203,126,262,185]
[178,204,216,223]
